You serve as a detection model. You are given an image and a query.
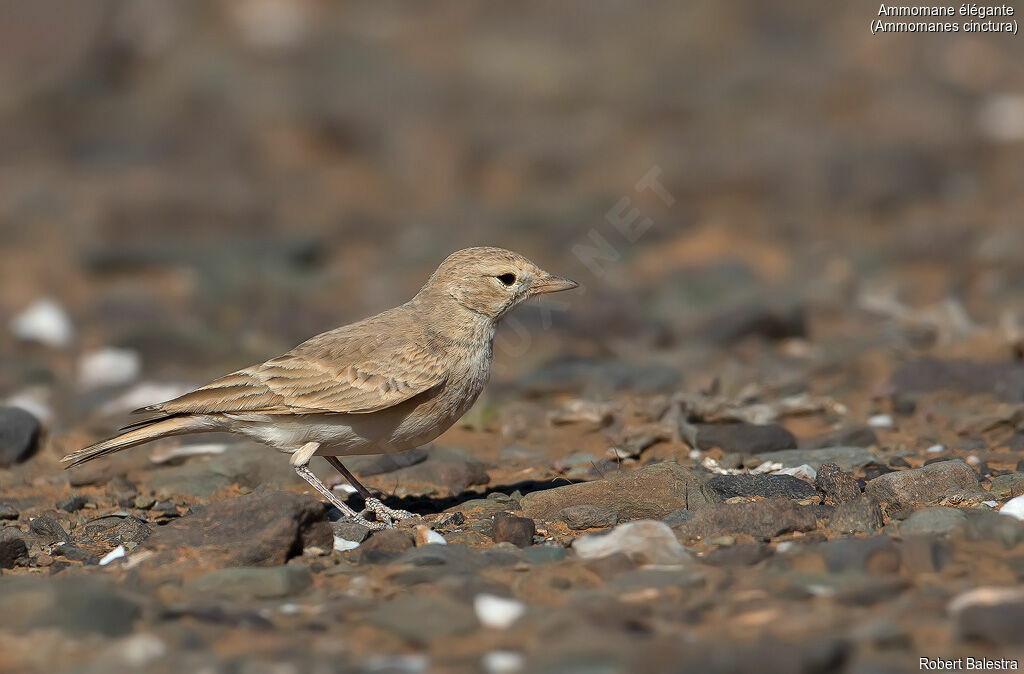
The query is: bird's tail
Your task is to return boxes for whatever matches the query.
[61,416,206,469]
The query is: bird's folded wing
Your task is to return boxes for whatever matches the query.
[140,332,449,416]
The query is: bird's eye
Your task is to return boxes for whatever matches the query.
[496,273,517,286]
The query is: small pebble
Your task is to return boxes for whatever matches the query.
[10,298,73,347]
[482,651,525,674]
[474,594,526,629]
[77,347,141,389]
[99,545,127,566]
[867,414,894,429]
[57,494,89,513]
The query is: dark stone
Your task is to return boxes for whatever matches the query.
[989,472,1024,499]
[0,528,27,568]
[899,536,952,574]
[705,473,816,500]
[29,515,71,545]
[0,407,41,467]
[367,596,477,645]
[140,491,332,568]
[865,460,980,508]
[105,475,138,503]
[752,447,878,472]
[801,426,879,450]
[890,357,1024,403]
[675,498,818,540]
[492,514,535,547]
[52,544,100,565]
[815,463,861,504]
[356,529,415,563]
[557,504,619,530]
[520,462,720,522]
[694,423,797,453]
[897,507,966,536]
[0,577,140,636]
[964,511,1024,548]
[828,496,883,534]
[0,504,18,521]
[56,494,89,513]
[99,516,153,547]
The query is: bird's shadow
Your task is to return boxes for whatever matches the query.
[339,477,583,516]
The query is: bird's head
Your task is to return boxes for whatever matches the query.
[419,247,578,320]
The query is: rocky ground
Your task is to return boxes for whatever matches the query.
[3,2,1024,673]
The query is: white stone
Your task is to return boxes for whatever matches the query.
[423,529,447,545]
[949,585,1024,615]
[332,483,357,494]
[474,594,526,629]
[572,520,690,564]
[100,545,127,566]
[10,298,73,348]
[926,444,945,454]
[777,463,817,482]
[999,494,1024,521]
[867,414,894,428]
[333,536,361,552]
[114,633,166,667]
[78,347,141,389]
[482,651,525,674]
[5,389,53,425]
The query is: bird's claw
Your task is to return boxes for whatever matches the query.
[361,497,416,526]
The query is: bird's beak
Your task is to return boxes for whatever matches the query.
[531,273,579,294]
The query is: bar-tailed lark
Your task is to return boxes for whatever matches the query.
[62,247,577,529]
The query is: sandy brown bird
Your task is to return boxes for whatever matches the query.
[62,247,577,529]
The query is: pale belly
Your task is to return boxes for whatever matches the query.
[222,365,488,456]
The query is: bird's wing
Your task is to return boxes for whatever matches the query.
[140,315,450,417]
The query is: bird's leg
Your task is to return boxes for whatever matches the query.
[324,455,416,523]
[291,443,387,530]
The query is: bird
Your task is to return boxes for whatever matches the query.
[61,247,578,529]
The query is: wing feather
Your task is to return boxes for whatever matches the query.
[140,310,450,417]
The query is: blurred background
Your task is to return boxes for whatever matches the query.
[2,2,1024,672]
[2,0,1023,405]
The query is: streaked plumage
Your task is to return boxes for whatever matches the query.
[62,247,577,528]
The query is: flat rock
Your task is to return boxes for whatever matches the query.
[356,528,415,563]
[387,446,490,493]
[0,407,41,468]
[572,520,690,565]
[140,490,332,568]
[28,515,71,545]
[0,577,139,636]
[705,473,816,500]
[676,498,818,540]
[828,496,883,534]
[520,462,719,522]
[185,565,313,599]
[0,504,19,521]
[367,595,477,644]
[0,527,27,568]
[344,448,428,476]
[558,504,619,530]
[147,449,297,499]
[750,447,878,472]
[694,422,797,453]
[895,506,967,536]
[866,460,980,508]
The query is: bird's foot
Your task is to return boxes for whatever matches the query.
[349,514,390,531]
[361,497,416,525]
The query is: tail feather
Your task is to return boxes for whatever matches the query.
[61,416,206,469]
